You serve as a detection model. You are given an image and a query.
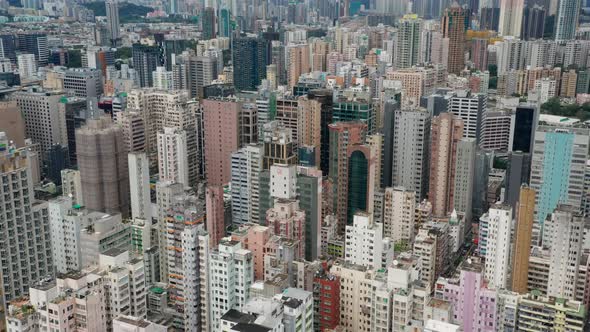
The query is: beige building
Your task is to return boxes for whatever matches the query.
[383,186,416,245]
[0,101,25,147]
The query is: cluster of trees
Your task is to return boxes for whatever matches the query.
[82,2,153,22]
[541,97,590,122]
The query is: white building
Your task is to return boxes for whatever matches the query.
[128,152,152,221]
[533,77,557,104]
[11,87,67,156]
[270,163,298,199]
[98,249,147,323]
[231,144,263,224]
[157,127,189,187]
[344,212,384,270]
[209,239,254,331]
[61,168,83,206]
[112,316,167,332]
[382,186,416,245]
[152,66,173,90]
[484,204,513,290]
[17,53,36,79]
[547,205,584,301]
[278,288,314,332]
[448,90,487,144]
[0,135,53,301]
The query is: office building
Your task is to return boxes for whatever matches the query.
[262,121,297,170]
[391,108,431,202]
[0,135,53,302]
[17,33,48,66]
[346,144,375,226]
[441,3,468,74]
[233,36,270,91]
[521,5,546,40]
[297,166,323,261]
[76,116,130,217]
[12,87,67,157]
[448,90,487,144]
[511,186,535,294]
[132,44,163,87]
[453,138,476,221]
[511,104,538,153]
[530,126,590,243]
[202,98,241,186]
[328,121,365,233]
[202,7,216,40]
[152,66,173,90]
[188,55,218,99]
[307,89,333,176]
[429,113,464,217]
[63,68,103,98]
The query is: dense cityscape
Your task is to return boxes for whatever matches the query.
[0,0,588,331]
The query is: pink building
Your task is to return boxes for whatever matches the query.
[231,224,271,280]
[577,94,590,105]
[435,257,497,332]
[266,198,306,259]
[205,185,225,248]
[429,113,464,217]
[202,98,241,186]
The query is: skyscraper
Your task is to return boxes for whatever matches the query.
[382,187,416,246]
[328,122,366,233]
[499,0,524,37]
[128,152,151,222]
[157,127,189,186]
[17,33,48,66]
[132,44,162,87]
[441,3,468,74]
[521,5,546,40]
[453,138,476,221]
[429,112,464,217]
[391,108,431,202]
[233,36,270,91]
[202,98,241,186]
[511,186,535,294]
[202,7,216,40]
[554,0,581,41]
[530,126,590,244]
[105,0,120,47]
[483,204,513,290]
[347,144,375,226]
[396,14,422,69]
[76,116,130,217]
[448,90,487,145]
[0,133,53,302]
[231,145,263,225]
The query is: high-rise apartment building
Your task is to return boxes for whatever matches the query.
[521,5,546,40]
[297,166,323,261]
[164,198,210,331]
[499,0,524,37]
[441,3,468,74]
[0,134,53,302]
[484,204,513,290]
[546,205,584,301]
[128,152,151,222]
[429,112,464,217]
[105,0,120,46]
[76,116,130,217]
[152,66,173,90]
[511,186,535,294]
[202,98,241,186]
[344,212,384,270]
[61,168,83,206]
[209,239,254,331]
[116,110,146,153]
[231,145,263,225]
[287,43,311,87]
[202,7,216,40]
[157,127,189,186]
[396,14,422,69]
[17,53,36,79]
[266,199,306,259]
[188,55,218,99]
[205,185,225,248]
[554,0,581,41]
[391,107,431,202]
[382,187,415,245]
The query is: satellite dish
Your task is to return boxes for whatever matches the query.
[393,259,399,266]
[68,193,74,198]
[467,258,472,265]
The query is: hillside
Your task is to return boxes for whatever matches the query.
[82,1,153,22]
